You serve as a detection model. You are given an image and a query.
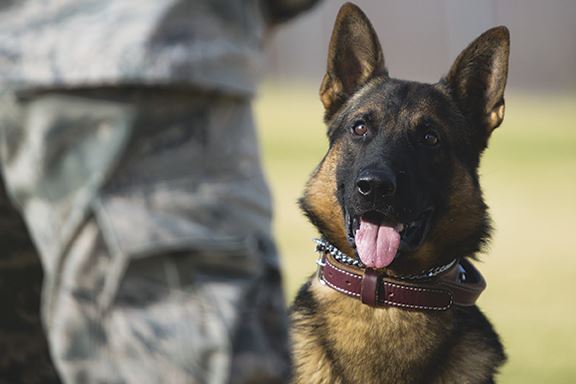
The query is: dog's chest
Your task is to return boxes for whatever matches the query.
[309,281,453,383]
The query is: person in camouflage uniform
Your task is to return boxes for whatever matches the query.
[0,1,319,383]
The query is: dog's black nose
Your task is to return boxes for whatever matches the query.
[356,168,397,198]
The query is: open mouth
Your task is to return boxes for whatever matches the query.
[346,208,434,269]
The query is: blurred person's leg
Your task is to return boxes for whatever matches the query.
[0,88,291,383]
[0,177,61,383]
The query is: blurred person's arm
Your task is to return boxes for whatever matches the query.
[263,0,321,24]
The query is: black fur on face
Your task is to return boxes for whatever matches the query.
[327,77,491,273]
[301,3,509,275]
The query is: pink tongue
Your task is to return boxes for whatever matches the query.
[354,219,401,269]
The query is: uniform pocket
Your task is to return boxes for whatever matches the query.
[91,178,270,310]
[0,94,134,279]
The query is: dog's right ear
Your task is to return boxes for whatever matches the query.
[320,3,387,119]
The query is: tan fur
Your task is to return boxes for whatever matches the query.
[319,73,342,114]
[292,280,503,384]
[415,162,486,271]
[302,141,355,256]
[488,103,506,132]
[443,163,487,240]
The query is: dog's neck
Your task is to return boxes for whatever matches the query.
[314,239,486,311]
[314,238,457,280]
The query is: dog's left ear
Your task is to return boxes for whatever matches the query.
[320,3,388,119]
[443,26,510,139]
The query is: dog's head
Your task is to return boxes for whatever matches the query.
[300,3,509,276]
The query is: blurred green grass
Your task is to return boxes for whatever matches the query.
[255,83,576,383]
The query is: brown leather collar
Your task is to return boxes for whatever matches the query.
[317,252,486,311]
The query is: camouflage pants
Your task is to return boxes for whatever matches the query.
[0,89,291,383]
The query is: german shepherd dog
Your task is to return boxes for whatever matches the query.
[291,3,509,383]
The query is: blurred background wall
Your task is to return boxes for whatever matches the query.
[265,0,576,90]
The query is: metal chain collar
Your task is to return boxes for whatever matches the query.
[314,238,457,281]
[314,238,364,267]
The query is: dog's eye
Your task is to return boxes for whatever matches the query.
[421,131,439,147]
[352,121,368,136]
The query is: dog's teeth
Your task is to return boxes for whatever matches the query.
[396,224,405,232]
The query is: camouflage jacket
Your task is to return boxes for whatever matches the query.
[0,0,319,95]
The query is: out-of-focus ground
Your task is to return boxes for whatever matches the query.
[255,84,576,384]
